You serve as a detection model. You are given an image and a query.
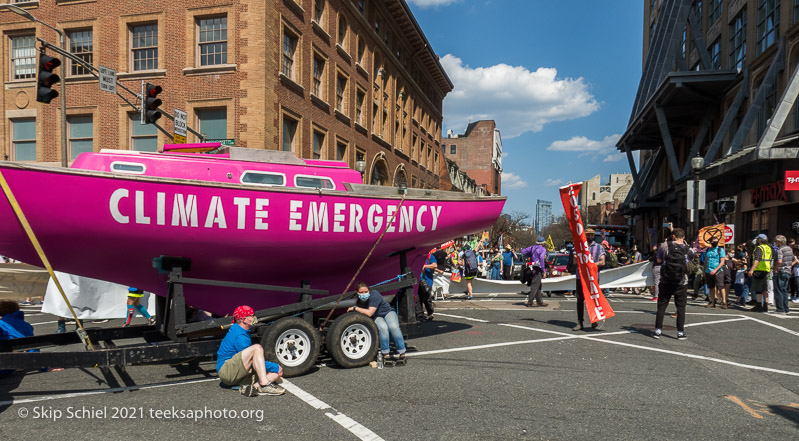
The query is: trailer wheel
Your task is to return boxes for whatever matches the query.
[325,312,378,369]
[262,317,320,377]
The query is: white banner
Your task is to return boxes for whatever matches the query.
[42,272,155,319]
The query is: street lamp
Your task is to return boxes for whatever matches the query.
[1,3,67,167]
[354,158,366,183]
[691,153,704,241]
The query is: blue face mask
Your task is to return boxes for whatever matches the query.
[358,293,370,302]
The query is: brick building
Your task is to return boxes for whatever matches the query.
[441,120,502,195]
[0,0,451,189]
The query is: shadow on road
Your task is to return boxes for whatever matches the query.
[769,404,799,427]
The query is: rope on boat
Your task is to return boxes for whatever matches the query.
[0,170,95,351]
[318,193,407,330]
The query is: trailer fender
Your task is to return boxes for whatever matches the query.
[261,317,320,377]
[325,312,378,369]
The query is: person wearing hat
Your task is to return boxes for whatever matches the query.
[748,234,772,312]
[521,237,549,307]
[216,305,285,397]
[702,238,727,309]
[572,228,606,331]
[122,287,155,327]
[502,244,519,280]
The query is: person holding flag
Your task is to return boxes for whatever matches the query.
[571,228,606,330]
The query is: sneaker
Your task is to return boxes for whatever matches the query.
[537,303,549,307]
[677,332,687,341]
[147,317,156,326]
[467,296,473,300]
[649,297,658,301]
[705,303,716,308]
[256,382,286,396]
[239,385,258,397]
[791,298,799,303]
[19,300,31,305]
[572,323,584,331]
[394,353,407,365]
[670,313,678,318]
[720,303,728,310]
[592,320,605,330]
[653,329,662,339]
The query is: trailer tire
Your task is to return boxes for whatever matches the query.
[325,312,379,369]
[261,317,320,377]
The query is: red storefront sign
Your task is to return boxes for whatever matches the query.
[751,181,787,207]
[786,171,799,191]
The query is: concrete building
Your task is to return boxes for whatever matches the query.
[535,199,551,234]
[579,173,633,208]
[0,0,452,190]
[618,0,799,248]
[441,120,502,195]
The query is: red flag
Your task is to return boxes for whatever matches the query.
[559,183,615,323]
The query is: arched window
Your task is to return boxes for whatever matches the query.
[393,166,407,187]
[370,156,389,186]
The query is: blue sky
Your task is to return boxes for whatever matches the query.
[407,0,644,219]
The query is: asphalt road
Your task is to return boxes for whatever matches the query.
[1,286,798,440]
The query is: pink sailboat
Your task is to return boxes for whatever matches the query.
[0,144,505,316]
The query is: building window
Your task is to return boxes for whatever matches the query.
[756,0,779,56]
[10,118,36,161]
[336,140,348,162]
[371,159,388,186]
[336,73,347,114]
[729,9,746,70]
[312,54,325,98]
[338,15,348,47]
[450,145,456,154]
[282,115,298,152]
[282,30,298,80]
[312,129,326,159]
[68,115,93,159]
[131,24,158,71]
[412,134,418,162]
[313,0,325,27]
[709,38,720,69]
[10,35,36,80]
[198,16,228,66]
[197,108,227,140]
[130,114,157,151]
[355,0,365,14]
[426,145,432,170]
[757,79,777,137]
[681,27,687,59]
[708,0,722,24]
[357,35,365,64]
[795,0,799,23]
[355,88,365,126]
[68,30,93,76]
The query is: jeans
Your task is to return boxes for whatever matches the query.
[374,310,406,355]
[491,262,502,280]
[773,272,791,312]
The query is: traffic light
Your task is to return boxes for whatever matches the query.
[36,53,61,104]
[142,83,163,124]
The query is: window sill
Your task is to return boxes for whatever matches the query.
[117,69,167,80]
[65,75,97,84]
[283,0,305,18]
[311,94,330,112]
[279,73,305,96]
[335,109,350,125]
[182,64,237,75]
[12,1,39,6]
[312,21,330,44]
[336,44,351,64]
[355,63,368,79]
[371,133,392,150]
[354,122,368,135]
[5,80,36,89]
[395,149,409,161]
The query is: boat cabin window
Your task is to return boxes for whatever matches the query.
[240,171,286,186]
[110,161,146,174]
[295,175,335,190]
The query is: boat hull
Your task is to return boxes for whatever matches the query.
[0,164,505,316]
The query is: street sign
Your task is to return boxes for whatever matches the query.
[98,66,116,94]
[686,180,706,209]
[173,109,187,138]
[724,224,734,244]
[786,170,799,190]
[716,199,735,215]
[206,138,234,146]
[173,134,187,144]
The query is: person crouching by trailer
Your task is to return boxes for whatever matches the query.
[348,282,407,366]
[122,287,155,327]
[217,305,286,397]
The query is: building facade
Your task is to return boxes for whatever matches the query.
[619,0,799,248]
[0,0,452,190]
[579,173,633,208]
[535,199,551,234]
[441,120,502,195]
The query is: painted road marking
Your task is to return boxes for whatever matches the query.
[724,395,763,419]
[745,316,799,337]
[433,313,489,323]
[406,335,576,357]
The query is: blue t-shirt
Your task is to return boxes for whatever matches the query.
[0,311,33,340]
[704,246,726,273]
[356,290,392,318]
[216,323,252,372]
[422,254,436,286]
[502,250,515,266]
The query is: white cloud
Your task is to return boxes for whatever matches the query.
[407,0,459,7]
[440,55,600,138]
[546,134,624,162]
[501,152,509,159]
[501,172,528,190]
[544,179,563,187]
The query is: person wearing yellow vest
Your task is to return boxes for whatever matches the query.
[748,234,772,312]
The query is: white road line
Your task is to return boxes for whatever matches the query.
[433,313,489,323]
[282,379,383,441]
[744,316,799,337]
[499,323,632,338]
[406,336,575,357]
[684,317,749,327]
[0,377,219,406]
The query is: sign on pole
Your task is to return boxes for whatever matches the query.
[98,66,116,94]
[173,109,187,144]
[206,138,235,146]
[724,224,735,244]
[786,170,799,190]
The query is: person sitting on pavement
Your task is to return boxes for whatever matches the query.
[123,287,155,327]
[348,282,407,366]
[217,305,285,397]
[1,299,63,373]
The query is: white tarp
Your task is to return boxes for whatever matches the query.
[42,272,155,319]
[437,262,653,294]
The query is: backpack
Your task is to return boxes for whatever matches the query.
[463,249,478,273]
[661,240,687,284]
[606,251,618,268]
